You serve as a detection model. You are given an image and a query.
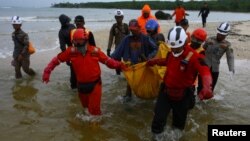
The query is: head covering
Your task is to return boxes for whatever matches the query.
[129,19,140,30]
[73,29,88,40]
[74,15,84,23]
[192,28,207,42]
[59,14,70,26]
[217,22,230,35]
[180,18,189,26]
[167,26,187,48]
[142,4,151,13]
[11,16,22,24]
[115,9,124,17]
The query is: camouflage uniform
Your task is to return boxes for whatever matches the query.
[12,29,35,78]
[203,36,234,90]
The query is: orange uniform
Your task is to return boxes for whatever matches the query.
[186,31,191,44]
[137,4,160,34]
[43,44,123,115]
[172,7,186,25]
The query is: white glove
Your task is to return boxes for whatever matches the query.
[229,71,234,80]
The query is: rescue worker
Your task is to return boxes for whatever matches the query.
[137,4,160,35]
[73,15,96,46]
[42,29,126,115]
[111,19,158,101]
[146,26,213,137]
[107,9,130,75]
[145,19,165,44]
[171,3,186,26]
[198,2,210,28]
[190,28,207,55]
[58,14,77,89]
[180,18,191,44]
[190,28,208,107]
[11,16,36,79]
[203,22,235,91]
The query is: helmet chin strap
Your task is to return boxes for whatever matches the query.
[172,50,184,57]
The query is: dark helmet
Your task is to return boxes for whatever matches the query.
[180,18,189,26]
[74,15,85,23]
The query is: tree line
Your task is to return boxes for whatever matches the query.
[51,0,250,13]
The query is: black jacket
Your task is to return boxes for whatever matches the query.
[58,23,75,52]
[199,7,210,17]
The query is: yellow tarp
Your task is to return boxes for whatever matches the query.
[123,62,161,99]
[122,41,170,99]
[155,41,171,79]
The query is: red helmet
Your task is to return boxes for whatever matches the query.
[192,28,207,42]
[73,29,88,40]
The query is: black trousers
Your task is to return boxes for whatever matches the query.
[201,16,207,27]
[151,84,195,134]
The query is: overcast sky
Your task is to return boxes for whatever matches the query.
[0,0,190,8]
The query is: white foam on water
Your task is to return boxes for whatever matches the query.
[75,109,113,123]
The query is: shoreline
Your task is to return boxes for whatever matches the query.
[1,20,249,73]
[1,20,250,141]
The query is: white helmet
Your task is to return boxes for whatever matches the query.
[217,22,230,35]
[114,9,124,17]
[11,16,22,24]
[167,26,187,48]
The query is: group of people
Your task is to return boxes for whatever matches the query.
[11,2,234,140]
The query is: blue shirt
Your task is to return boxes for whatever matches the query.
[111,33,158,64]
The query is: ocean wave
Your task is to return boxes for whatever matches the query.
[0,42,59,59]
[0,16,112,23]
[0,27,59,36]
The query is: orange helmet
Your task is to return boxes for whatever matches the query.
[73,29,88,40]
[192,28,207,42]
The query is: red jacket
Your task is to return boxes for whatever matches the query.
[162,45,210,89]
[57,44,117,83]
[172,7,186,23]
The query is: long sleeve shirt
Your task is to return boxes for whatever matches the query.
[12,29,29,58]
[203,36,234,72]
[111,34,158,64]
[58,23,75,52]
[107,23,130,50]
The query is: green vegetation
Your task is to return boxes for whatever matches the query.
[51,0,250,13]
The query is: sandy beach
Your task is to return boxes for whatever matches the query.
[0,20,250,141]
[1,20,250,72]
